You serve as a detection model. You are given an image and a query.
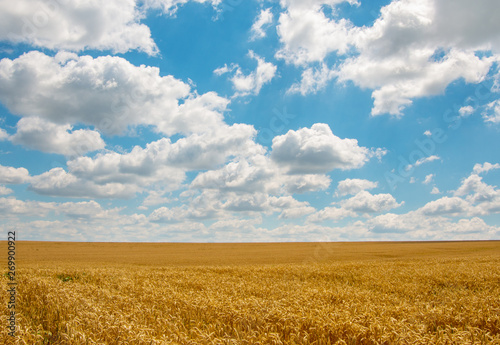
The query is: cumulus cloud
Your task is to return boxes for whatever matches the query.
[29,168,141,199]
[340,190,403,213]
[0,197,54,217]
[0,0,226,55]
[271,123,380,174]
[0,128,8,141]
[307,206,357,223]
[308,189,401,222]
[419,196,470,216]
[222,194,314,218]
[56,200,110,219]
[270,196,315,219]
[0,186,13,195]
[454,174,495,200]
[191,154,331,197]
[27,124,262,199]
[217,51,277,97]
[459,105,475,117]
[222,192,272,213]
[10,117,105,156]
[287,63,336,95]
[141,191,172,207]
[423,174,434,185]
[191,156,274,193]
[276,1,357,65]
[149,206,185,223]
[250,8,273,41]
[483,100,500,124]
[0,0,158,55]
[143,0,222,15]
[473,162,500,175]
[342,49,492,116]
[450,164,500,216]
[0,164,30,184]
[0,51,227,136]
[283,174,331,194]
[368,211,498,238]
[335,178,378,196]
[275,0,500,116]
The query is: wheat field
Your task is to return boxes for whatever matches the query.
[2,241,500,344]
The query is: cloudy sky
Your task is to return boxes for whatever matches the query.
[0,0,499,242]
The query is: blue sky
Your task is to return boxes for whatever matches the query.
[0,0,499,242]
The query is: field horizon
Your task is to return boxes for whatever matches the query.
[13,239,500,266]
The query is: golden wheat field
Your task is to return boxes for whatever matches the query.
[2,241,500,344]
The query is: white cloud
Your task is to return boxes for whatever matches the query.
[143,0,221,15]
[419,196,470,216]
[275,0,500,116]
[283,174,331,194]
[28,124,262,199]
[250,8,273,41]
[149,206,185,223]
[341,0,499,116]
[307,206,357,223]
[172,182,317,220]
[431,186,440,194]
[209,217,263,235]
[423,130,432,137]
[0,197,54,217]
[56,200,122,220]
[142,191,171,207]
[225,51,277,97]
[0,0,158,55]
[271,123,379,174]
[270,196,315,219]
[0,128,8,140]
[459,105,475,117]
[222,192,272,213]
[287,63,336,95]
[335,178,378,196]
[407,155,441,170]
[416,155,441,166]
[473,162,500,175]
[343,49,492,116]
[29,168,141,199]
[483,100,500,124]
[10,117,105,156]
[340,190,403,213]
[191,154,331,197]
[0,51,227,136]
[276,2,357,66]
[191,156,275,193]
[423,173,434,185]
[0,186,13,195]
[452,165,500,216]
[368,211,498,239]
[0,164,30,184]
[454,174,495,200]
[213,63,237,76]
